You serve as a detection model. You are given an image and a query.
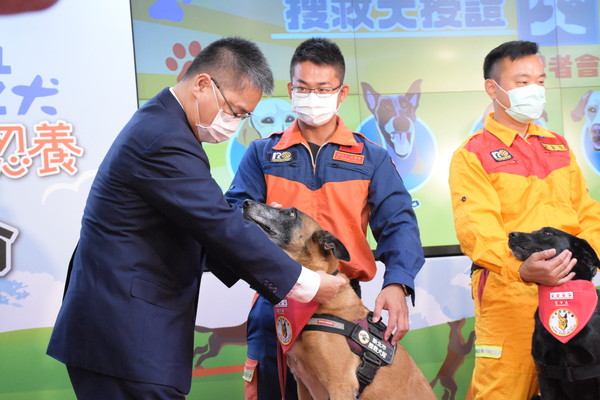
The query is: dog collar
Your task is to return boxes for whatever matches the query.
[538,280,598,343]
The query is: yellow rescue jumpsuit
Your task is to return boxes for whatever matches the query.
[449,115,600,399]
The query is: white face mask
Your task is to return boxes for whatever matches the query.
[195,83,241,143]
[292,92,339,127]
[494,81,546,124]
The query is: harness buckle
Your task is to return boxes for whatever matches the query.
[356,351,381,385]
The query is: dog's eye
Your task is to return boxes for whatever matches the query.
[284,209,296,217]
[543,230,553,236]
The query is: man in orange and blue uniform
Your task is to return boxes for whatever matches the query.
[449,40,600,399]
[226,38,424,399]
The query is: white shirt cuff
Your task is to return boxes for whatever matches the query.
[286,266,320,303]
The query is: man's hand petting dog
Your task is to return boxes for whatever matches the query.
[313,270,346,304]
[519,248,577,286]
[372,284,409,345]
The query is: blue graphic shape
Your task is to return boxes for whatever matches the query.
[11,75,59,116]
[149,0,193,23]
[0,279,29,305]
[356,115,436,193]
[517,0,599,46]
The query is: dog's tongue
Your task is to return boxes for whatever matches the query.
[538,280,598,343]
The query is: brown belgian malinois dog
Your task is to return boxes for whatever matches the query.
[243,200,435,400]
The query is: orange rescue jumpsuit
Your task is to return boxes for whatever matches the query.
[449,115,600,399]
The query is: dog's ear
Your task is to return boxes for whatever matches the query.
[571,90,592,122]
[571,236,600,270]
[314,230,351,262]
[405,79,422,110]
[361,82,379,114]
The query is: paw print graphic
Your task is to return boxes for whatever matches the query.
[165,41,202,82]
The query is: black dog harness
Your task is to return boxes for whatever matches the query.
[537,362,600,382]
[303,312,396,398]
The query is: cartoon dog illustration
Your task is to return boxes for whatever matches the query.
[572,90,600,151]
[361,80,421,159]
[236,98,296,147]
[193,322,247,368]
[430,318,475,400]
[571,90,600,174]
[359,80,436,192]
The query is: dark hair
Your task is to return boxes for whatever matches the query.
[483,41,539,80]
[182,37,274,95]
[289,38,345,83]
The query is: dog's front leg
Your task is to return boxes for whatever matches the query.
[295,379,313,400]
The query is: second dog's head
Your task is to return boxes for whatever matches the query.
[508,227,599,281]
[242,200,350,273]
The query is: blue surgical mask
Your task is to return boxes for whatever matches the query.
[494,81,546,124]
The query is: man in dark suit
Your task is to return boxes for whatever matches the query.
[47,37,345,400]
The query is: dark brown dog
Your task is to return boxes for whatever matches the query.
[243,200,435,400]
[509,227,600,400]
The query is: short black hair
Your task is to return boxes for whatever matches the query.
[483,40,539,80]
[290,38,345,83]
[182,37,274,95]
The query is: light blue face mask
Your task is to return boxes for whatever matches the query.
[494,80,546,124]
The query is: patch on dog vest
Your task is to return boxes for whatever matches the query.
[538,280,598,343]
[274,298,320,353]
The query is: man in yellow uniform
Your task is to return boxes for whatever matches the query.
[449,40,600,399]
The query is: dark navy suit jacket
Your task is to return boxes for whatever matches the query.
[47,88,302,393]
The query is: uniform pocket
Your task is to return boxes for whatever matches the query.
[243,357,259,400]
[130,276,180,310]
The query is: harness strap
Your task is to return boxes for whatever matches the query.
[537,362,600,382]
[304,312,396,398]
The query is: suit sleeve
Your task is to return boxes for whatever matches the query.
[128,133,301,304]
[369,152,425,296]
[448,145,523,281]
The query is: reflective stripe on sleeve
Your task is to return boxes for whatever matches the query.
[475,345,502,359]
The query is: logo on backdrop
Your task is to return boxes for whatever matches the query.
[0,46,84,179]
[0,221,18,277]
[279,0,509,36]
[517,0,599,46]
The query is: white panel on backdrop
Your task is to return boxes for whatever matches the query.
[197,256,476,330]
[0,0,138,332]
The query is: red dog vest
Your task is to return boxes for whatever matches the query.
[538,280,598,343]
[274,298,320,353]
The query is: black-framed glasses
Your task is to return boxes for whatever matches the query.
[211,78,252,120]
[290,83,343,98]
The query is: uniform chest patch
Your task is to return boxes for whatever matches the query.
[333,150,365,164]
[490,149,513,162]
[270,151,296,163]
[541,143,568,151]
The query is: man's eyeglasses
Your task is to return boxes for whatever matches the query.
[290,83,343,98]
[211,78,252,120]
